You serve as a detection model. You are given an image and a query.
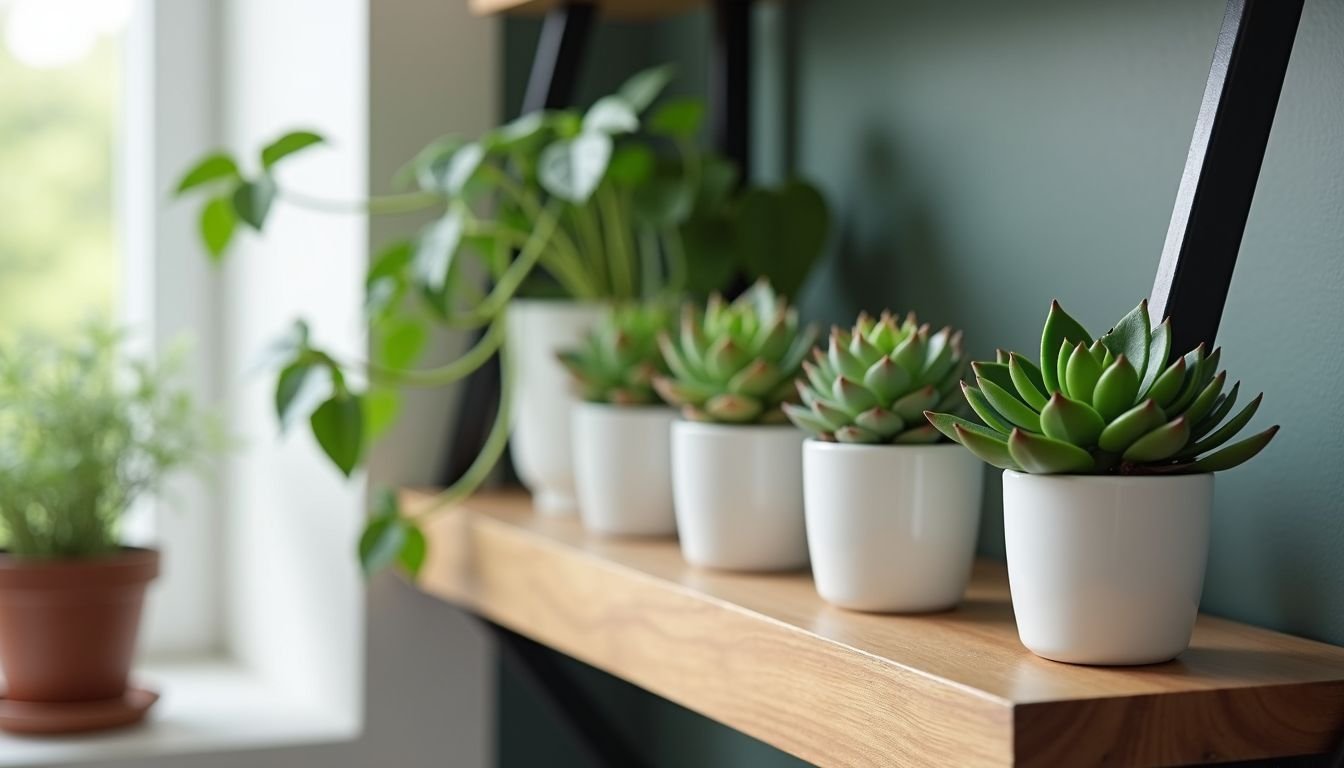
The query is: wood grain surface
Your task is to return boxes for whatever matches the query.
[406,490,1344,767]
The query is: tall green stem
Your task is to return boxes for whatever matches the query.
[407,329,515,515]
[366,317,504,387]
[278,188,444,216]
[597,185,634,299]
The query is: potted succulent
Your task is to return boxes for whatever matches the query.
[175,66,830,571]
[0,328,216,733]
[927,300,1278,665]
[654,282,816,571]
[784,311,982,612]
[559,303,678,536]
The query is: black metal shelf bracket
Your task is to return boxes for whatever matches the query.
[1148,0,1303,357]
[711,0,754,180]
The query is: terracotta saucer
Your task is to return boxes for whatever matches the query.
[0,687,158,735]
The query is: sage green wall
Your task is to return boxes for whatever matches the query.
[500,1,1344,765]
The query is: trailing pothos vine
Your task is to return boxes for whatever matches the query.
[174,66,830,576]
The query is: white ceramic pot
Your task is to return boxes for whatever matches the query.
[572,403,677,537]
[670,421,807,571]
[506,299,605,515]
[1002,470,1214,665]
[803,441,984,612]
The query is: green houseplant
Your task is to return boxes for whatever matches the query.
[174,66,829,573]
[926,299,1278,664]
[560,302,681,536]
[654,281,817,571]
[783,311,984,612]
[0,327,216,733]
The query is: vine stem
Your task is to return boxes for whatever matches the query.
[364,317,505,387]
[406,324,515,517]
[277,188,444,216]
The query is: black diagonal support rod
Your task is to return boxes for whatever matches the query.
[1148,0,1302,357]
[710,0,753,182]
[441,1,595,486]
[522,1,596,112]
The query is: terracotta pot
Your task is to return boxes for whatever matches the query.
[0,548,158,702]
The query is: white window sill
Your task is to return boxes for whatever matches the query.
[0,658,359,767]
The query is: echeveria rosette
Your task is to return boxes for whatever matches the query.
[925,299,1279,475]
[784,311,968,444]
[557,303,674,405]
[653,281,817,424]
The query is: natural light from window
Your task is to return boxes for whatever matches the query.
[0,0,132,340]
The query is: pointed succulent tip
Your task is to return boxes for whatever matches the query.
[1050,299,1062,310]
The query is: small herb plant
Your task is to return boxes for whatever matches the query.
[785,311,968,444]
[925,300,1278,474]
[653,281,816,424]
[558,303,675,406]
[0,327,217,559]
[174,66,830,575]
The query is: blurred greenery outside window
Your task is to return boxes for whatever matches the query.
[0,0,130,341]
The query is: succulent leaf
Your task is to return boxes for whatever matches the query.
[954,424,1020,470]
[1065,341,1102,403]
[1092,355,1140,420]
[560,304,673,406]
[1041,301,1092,393]
[1139,318,1172,395]
[1055,338,1074,398]
[1121,416,1190,463]
[963,383,1014,434]
[929,299,1276,475]
[1008,353,1049,411]
[1040,393,1105,447]
[654,283,813,424]
[783,402,835,437]
[790,309,968,444]
[978,376,1042,432]
[854,407,906,437]
[1183,425,1278,473]
[889,385,939,422]
[1098,399,1167,453]
[1100,300,1150,380]
[1177,392,1261,459]
[1147,355,1187,407]
[1184,370,1227,428]
[1008,429,1095,474]
[1193,381,1240,441]
[893,424,940,444]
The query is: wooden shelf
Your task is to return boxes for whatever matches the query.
[470,0,704,21]
[407,490,1344,767]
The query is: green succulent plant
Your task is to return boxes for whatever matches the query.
[926,299,1278,475]
[784,311,968,444]
[557,303,674,405]
[653,281,816,424]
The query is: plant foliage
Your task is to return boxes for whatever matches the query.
[558,303,675,406]
[925,300,1278,475]
[653,281,816,425]
[174,65,832,574]
[0,327,218,559]
[786,311,968,444]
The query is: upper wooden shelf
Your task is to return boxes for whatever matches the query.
[407,490,1344,767]
[470,0,705,21]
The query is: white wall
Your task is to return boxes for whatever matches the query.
[105,0,499,765]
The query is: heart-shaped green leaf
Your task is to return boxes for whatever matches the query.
[311,393,365,476]
[232,176,277,230]
[261,130,325,170]
[176,153,241,194]
[539,133,613,203]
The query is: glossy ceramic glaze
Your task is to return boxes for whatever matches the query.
[572,403,677,536]
[671,422,807,571]
[804,441,983,612]
[506,300,605,515]
[1002,470,1213,665]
